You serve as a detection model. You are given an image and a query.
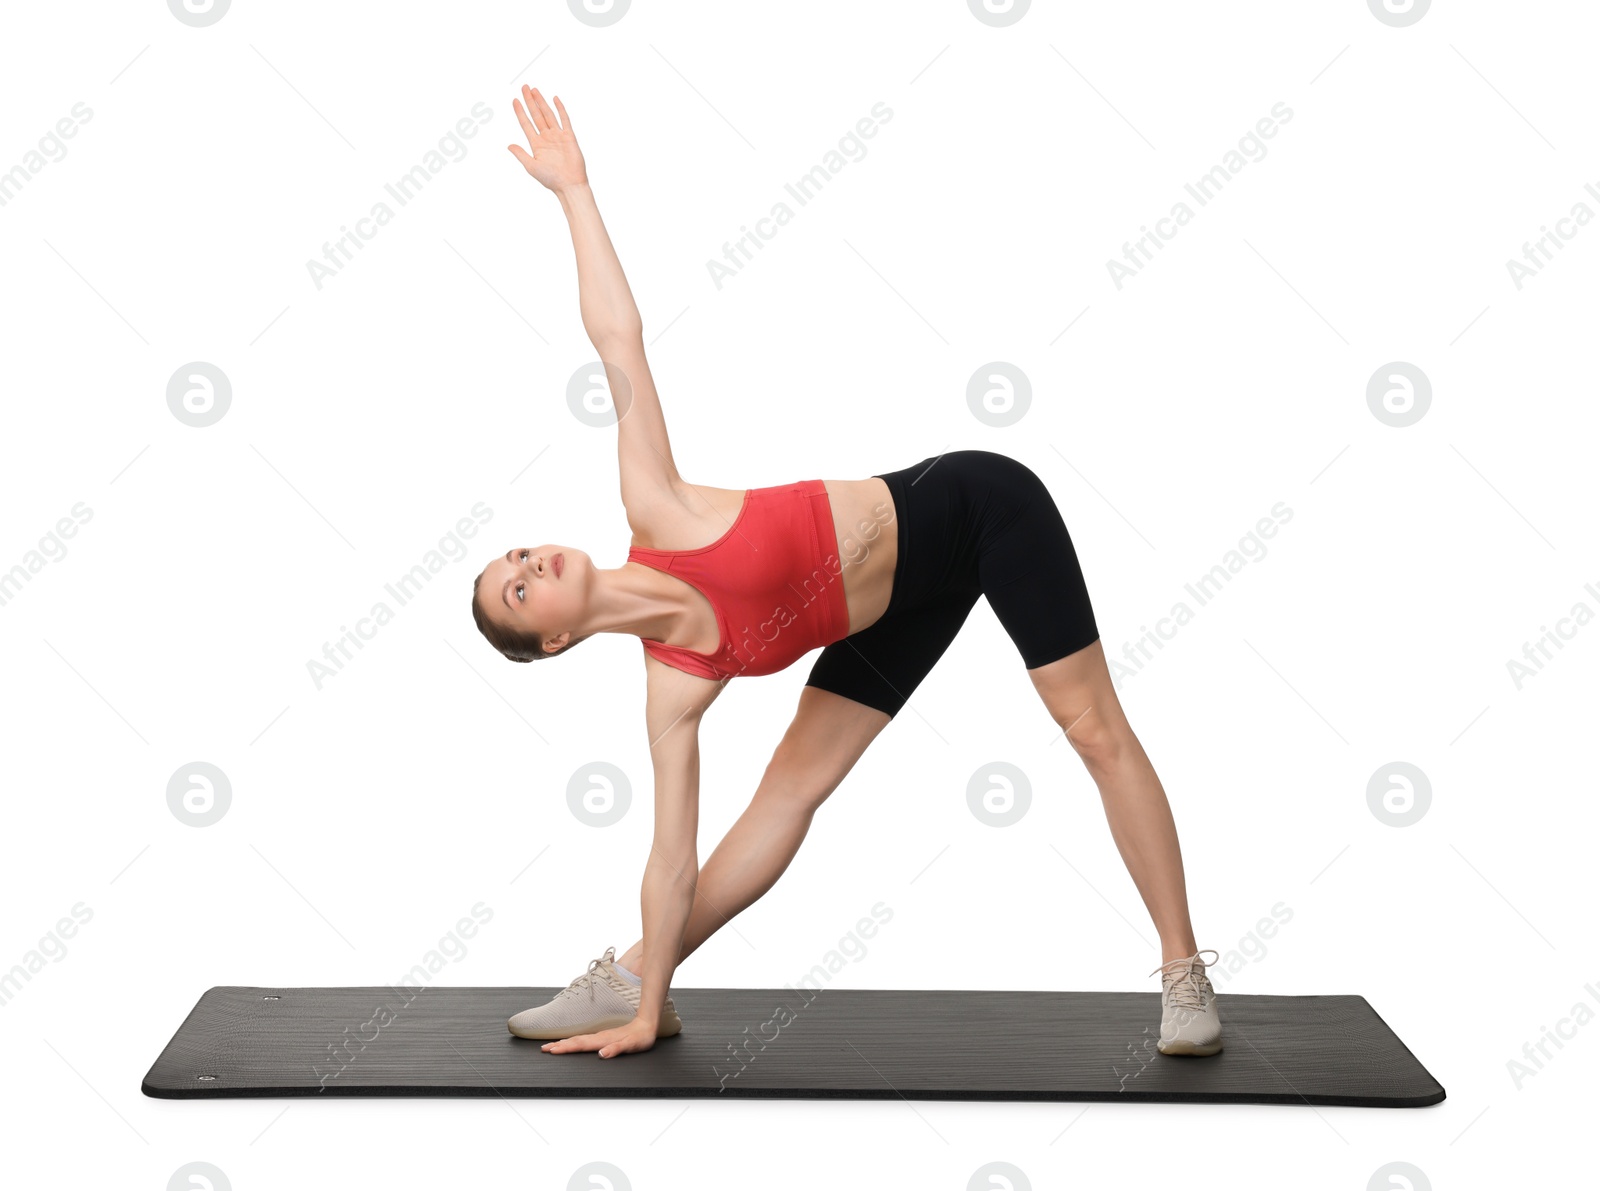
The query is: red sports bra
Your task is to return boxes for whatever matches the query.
[627,479,851,680]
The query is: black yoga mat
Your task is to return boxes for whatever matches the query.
[142,984,1444,1106]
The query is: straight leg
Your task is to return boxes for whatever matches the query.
[618,685,891,973]
[1026,639,1199,964]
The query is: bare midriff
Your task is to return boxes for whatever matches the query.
[820,476,898,638]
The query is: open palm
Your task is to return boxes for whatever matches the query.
[507,85,587,193]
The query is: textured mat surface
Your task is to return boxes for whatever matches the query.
[142,985,1444,1105]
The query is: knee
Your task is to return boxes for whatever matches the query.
[1058,704,1126,773]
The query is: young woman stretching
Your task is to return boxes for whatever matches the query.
[473,86,1222,1060]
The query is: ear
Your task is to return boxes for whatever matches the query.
[542,631,571,654]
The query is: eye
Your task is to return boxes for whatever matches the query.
[514,550,531,602]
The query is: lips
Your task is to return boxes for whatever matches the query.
[552,552,563,578]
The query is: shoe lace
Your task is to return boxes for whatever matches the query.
[1148,949,1219,1010]
[553,946,618,1003]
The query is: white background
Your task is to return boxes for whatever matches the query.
[2,0,1594,1187]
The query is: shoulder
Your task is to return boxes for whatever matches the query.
[644,648,728,722]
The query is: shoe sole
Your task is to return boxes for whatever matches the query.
[1157,1038,1223,1057]
[508,1010,684,1041]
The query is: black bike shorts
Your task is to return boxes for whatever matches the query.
[805,449,1100,719]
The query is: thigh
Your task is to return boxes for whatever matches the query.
[758,684,894,809]
[973,453,1101,671]
[804,582,982,720]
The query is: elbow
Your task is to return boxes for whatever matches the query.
[590,322,644,355]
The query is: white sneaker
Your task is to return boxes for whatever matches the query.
[507,946,683,1040]
[1150,949,1223,1056]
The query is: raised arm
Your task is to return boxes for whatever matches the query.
[507,86,680,521]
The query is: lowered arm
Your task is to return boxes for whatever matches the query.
[632,656,727,1032]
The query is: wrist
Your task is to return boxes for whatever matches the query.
[556,179,593,206]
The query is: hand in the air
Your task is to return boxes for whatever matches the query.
[507,85,587,194]
[540,1017,658,1059]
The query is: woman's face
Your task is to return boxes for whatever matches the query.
[479,545,588,651]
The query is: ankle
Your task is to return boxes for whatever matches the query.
[618,945,644,973]
[1159,941,1200,966]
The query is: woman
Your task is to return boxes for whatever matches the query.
[473,86,1221,1061]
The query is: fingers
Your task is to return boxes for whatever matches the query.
[540,1033,592,1052]
[506,143,535,172]
[541,1030,616,1053]
[512,95,538,146]
[512,85,569,147]
[527,86,560,132]
[522,84,547,133]
[599,1035,640,1059]
[538,1028,645,1057]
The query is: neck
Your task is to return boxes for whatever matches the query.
[569,561,694,646]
